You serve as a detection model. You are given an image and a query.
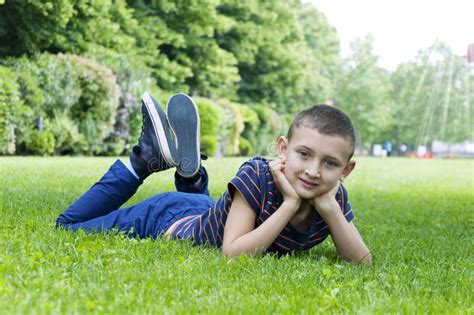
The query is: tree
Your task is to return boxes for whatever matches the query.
[335,35,393,148]
[128,0,240,98]
[391,41,473,148]
[216,0,340,113]
[0,0,139,56]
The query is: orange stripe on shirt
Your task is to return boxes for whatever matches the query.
[274,241,291,252]
[213,207,220,241]
[208,217,217,244]
[198,216,203,235]
[242,171,261,193]
[203,224,210,243]
[309,225,328,238]
[175,216,194,236]
[182,219,195,234]
[309,235,326,242]
[219,216,225,229]
[234,177,259,206]
[279,234,305,246]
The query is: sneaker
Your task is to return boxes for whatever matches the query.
[130,93,178,179]
[166,93,201,178]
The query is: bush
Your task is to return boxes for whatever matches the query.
[0,65,24,154]
[4,53,121,155]
[49,111,86,155]
[65,54,120,155]
[253,105,285,155]
[216,99,244,156]
[24,130,55,155]
[2,57,46,150]
[233,103,259,155]
[194,98,222,156]
[87,47,164,153]
[238,136,253,156]
[201,135,218,156]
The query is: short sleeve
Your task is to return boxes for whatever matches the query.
[227,159,263,215]
[336,184,355,222]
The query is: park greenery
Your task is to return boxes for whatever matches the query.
[0,0,472,156]
[1,156,472,313]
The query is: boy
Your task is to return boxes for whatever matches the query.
[56,93,372,265]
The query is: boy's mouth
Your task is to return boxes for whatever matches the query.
[299,178,319,188]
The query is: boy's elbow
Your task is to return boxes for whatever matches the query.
[221,246,236,258]
[356,252,372,266]
[221,243,241,258]
[361,253,373,266]
[339,251,372,266]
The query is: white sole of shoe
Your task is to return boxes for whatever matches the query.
[141,92,176,166]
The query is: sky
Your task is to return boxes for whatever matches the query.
[307,0,474,71]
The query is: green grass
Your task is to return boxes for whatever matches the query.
[1,156,473,314]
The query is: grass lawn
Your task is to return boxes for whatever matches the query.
[1,156,473,314]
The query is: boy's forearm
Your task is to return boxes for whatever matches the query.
[320,201,372,265]
[226,200,300,256]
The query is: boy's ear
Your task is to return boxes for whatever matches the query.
[277,136,288,157]
[341,160,356,181]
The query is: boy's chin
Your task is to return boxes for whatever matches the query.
[295,188,323,201]
[294,184,333,201]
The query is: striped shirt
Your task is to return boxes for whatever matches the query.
[171,156,354,253]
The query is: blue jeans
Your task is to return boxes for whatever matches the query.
[56,160,215,239]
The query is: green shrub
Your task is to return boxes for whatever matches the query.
[24,130,55,155]
[194,98,222,156]
[65,54,120,155]
[216,99,244,156]
[238,136,253,156]
[49,111,87,155]
[3,57,45,150]
[201,135,218,156]
[33,54,81,116]
[5,53,121,155]
[253,105,285,155]
[0,65,23,154]
[234,103,260,155]
[87,47,163,153]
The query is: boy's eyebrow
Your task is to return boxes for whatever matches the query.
[296,145,343,163]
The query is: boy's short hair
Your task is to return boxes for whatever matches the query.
[287,105,356,160]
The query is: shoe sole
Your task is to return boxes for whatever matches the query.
[141,93,177,167]
[166,93,200,178]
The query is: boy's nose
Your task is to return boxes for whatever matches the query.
[305,164,321,178]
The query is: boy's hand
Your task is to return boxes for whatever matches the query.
[269,157,300,206]
[310,181,341,217]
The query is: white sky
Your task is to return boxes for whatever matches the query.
[307,0,474,71]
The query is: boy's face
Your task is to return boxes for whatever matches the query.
[277,126,356,201]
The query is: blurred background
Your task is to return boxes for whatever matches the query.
[0,0,472,158]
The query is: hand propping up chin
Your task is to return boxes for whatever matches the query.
[310,181,341,216]
[269,157,301,206]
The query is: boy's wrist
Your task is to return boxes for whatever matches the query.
[282,198,301,213]
[314,199,340,218]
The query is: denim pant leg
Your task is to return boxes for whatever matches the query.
[174,166,210,196]
[56,192,178,239]
[56,159,142,227]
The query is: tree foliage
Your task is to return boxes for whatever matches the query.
[0,1,471,156]
[335,35,393,148]
[390,42,473,147]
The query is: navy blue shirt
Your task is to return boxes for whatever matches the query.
[171,157,354,253]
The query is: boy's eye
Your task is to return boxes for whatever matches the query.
[325,160,337,167]
[298,151,309,158]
